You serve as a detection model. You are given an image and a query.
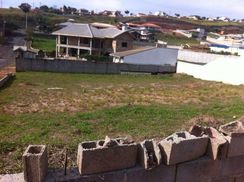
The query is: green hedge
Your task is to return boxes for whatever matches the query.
[80,54,112,62]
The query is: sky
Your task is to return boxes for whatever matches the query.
[3,0,244,19]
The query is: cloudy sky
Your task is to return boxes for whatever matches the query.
[4,0,244,19]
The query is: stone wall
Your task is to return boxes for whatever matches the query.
[16,58,176,74]
[1,119,244,182]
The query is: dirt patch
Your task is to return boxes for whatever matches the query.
[48,146,77,170]
[187,115,225,129]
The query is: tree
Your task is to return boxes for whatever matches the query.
[19,3,31,30]
[124,10,130,15]
[40,5,49,12]
[175,13,180,18]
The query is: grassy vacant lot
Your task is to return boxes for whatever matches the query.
[156,33,199,46]
[1,72,244,173]
[32,35,56,53]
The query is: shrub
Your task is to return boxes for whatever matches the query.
[80,54,112,62]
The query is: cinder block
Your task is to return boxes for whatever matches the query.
[77,138,138,175]
[159,131,209,165]
[137,140,161,170]
[211,176,235,182]
[219,121,244,157]
[175,157,220,182]
[126,164,176,182]
[217,155,244,177]
[235,174,244,182]
[46,164,175,182]
[189,125,228,160]
[22,145,48,182]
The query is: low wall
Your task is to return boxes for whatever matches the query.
[1,119,244,182]
[178,49,239,64]
[16,58,176,74]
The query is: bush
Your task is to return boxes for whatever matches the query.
[80,54,112,62]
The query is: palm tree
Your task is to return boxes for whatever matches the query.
[19,3,31,30]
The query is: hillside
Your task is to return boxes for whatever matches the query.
[0,8,243,34]
[125,16,244,34]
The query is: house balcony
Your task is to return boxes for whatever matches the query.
[57,43,91,51]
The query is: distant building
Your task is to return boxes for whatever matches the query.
[120,22,160,42]
[173,28,206,40]
[99,10,123,17]
[110,46,178,67]
[52,23,134,58]
[130,30,155,42]
[136,13,147,17]
[218,17,230,22]
[91,22,116,29]
[78,9,90,16]
[188,15,200,20]
[13,46,42,59]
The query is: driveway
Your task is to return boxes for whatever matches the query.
[0,30,25,71]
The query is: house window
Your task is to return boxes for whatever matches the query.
[121,42,128,48]
[81,38,89,45]
[60,36,67,44]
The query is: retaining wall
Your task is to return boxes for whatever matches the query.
[16,58,176,74]
[1,119,244,182]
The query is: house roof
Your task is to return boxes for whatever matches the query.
[52,23,128,38]
[110,46,155,58]
[52,23,93,38]
[91,22,116,28]
[13,46,39,53]
[140,23,161,29]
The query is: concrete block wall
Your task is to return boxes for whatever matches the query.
[2,119,244,182]
[15,58,176,74]
[77,138,138,175]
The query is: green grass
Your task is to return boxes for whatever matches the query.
[1,72,244,173]
[156,33,199,46]
[32,35,56,52]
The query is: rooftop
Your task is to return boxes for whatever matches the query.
[110,46,155,58]
[52,23,127,39]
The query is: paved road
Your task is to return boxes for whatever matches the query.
[0,30,25,70]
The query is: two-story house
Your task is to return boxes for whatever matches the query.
[52,23,133,58]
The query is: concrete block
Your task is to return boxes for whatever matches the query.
[159,131,209,165]
[219,121,244,135]
[22,145,48,182]
[235,174,244,182]
[219,121,244,157]
[126,164,176,182]
[176,157,220,182]
[46,164,175,182]
[211,176,234,182]
[77,137,138,175]
[190,125,228,160]
[137,140,161,170]
[217,155,244,177]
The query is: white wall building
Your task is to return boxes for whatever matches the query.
[110,47,178,66]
